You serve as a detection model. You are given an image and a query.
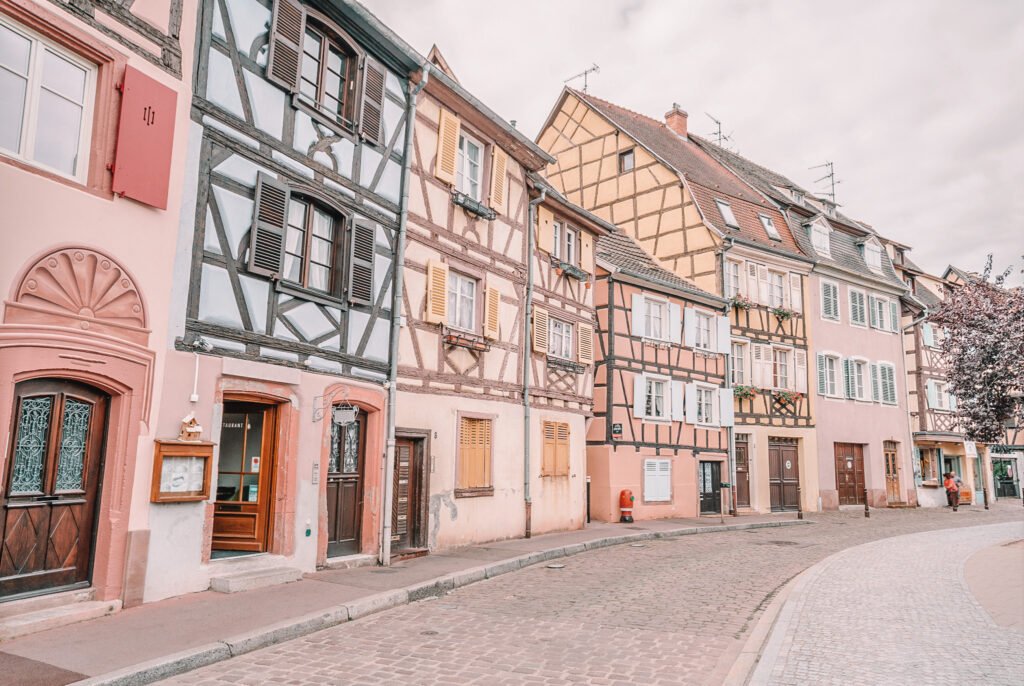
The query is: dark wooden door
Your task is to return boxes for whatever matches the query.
[735,438,750,508]
[213,402,276,552]
[327,411,365,557]
[834,443,865,505]
[699,461,722,514]
[1,380,108,600]
[769,440,800,511]
[391,438,419,552]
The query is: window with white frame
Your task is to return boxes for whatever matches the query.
[769,271,786,308]
[870,295,891,331]
[447,271,476,331]
[731,341,747,385]
[643,459,671,502]
[715,199,740,229]
[930,380,951,410]
[759,214,781,240]
[551,222,561,259]
[821,281,840,320]
[456,131,483,200]
[645,377,667,419]
[644,297,667,340]
[0,17,97,181]
[772,348,790,389]
[811,224,831,256]
[549,318,573,360]
[725,260,742,298]
[851,359,867,400]
[694,311,713,350]
[696,385,716,425]
[864,243,883,272]
[818,354,840,396]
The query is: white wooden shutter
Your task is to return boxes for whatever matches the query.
[753,345,768,387]
[644,459,671,502]
[789,274,803,312]
[683,308,696,348]
[746,262,759,303]
[757,264,770,304]
[537,205,555,254]
[579,232,594,275]
[632,294,645,337]
[922,323,935,347]
[889,301,899,332]
[870,363,880,402]
[716,315,731,354]
[816,353,827,395]
[669,303,682,344]
[868,295,879,328]
[926,379,937,409]
[794,350,807,393]
[684,383,697,424]
[760,345,774,387]
[577,322,594,365]
[949,392,958,411]
[670,381,685,422]
[719,388,734,427]
[633,374,646,418]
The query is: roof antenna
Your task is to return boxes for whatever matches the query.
[564,63,600,93]
[705,113,735,149]
[809,161,842,203]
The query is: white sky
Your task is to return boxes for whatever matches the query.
[363,0,1024,285]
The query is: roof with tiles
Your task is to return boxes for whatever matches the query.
[596,231,725,305]
[569,90,805,259]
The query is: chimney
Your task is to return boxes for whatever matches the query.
[665,103,688,137]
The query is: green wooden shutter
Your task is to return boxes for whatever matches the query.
[817,353,827,395]
[843,358,854,399]
[248,173,289,277]
[348,218,376,305]
[359,57,387,146]
[266,0,306,92]
[922,323,935,347]
[870,363,880,402]
[889,301,899,332]
[868,296,878,328]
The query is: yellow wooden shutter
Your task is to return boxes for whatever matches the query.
[458,417,492,489]
[425,261,449,324]
[577,322,594,365]
[579,232,594,274]
[555,422,570,476]
[435,108,460,185]
[537,205,555,254]
[532,306,549,354]
[484,286,500,339]
[489,148,508,212]
[541,420,556,476]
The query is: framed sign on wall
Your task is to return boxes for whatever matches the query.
[151,440,215,503]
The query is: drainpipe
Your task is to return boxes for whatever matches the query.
[523,187,547,538]
[721,237,737,515]
[380,63,431,566]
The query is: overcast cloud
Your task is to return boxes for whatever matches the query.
[363,0,1024,285]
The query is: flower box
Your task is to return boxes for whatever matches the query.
[451,191,497,220]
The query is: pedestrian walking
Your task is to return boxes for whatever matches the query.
[944,472,960,511]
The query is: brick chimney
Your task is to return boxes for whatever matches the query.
[665,103,688,137]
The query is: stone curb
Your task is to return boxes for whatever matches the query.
[75,518,810,686]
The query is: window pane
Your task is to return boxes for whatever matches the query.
[288,200,307,228]
[0,24,32,75]
[0,68,27,153]
[303,30,322,58]
[41,49,87,103]
[285,226,305,254]
[300,77,317,100]
[11,396,53,494]
[309,236,333,266]
[311,209,334,239]
[327,47,344,75]
[283,253,302,282]
[324,69,341,100]
[33,89,83,175]
[55,398,91,491]
[308,264,330,291]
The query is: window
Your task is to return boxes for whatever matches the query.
[731,341,747,385]
[618,148,634,173]
[549,318,573,360]
[725,260,742,298]
[919,448,939,482]
[769,272,785,308]
[696,386,715,425]
[818,354,840,396]
[715,199,739,229]
[792,189,804,204]
[299,24,356,124]
[811,224,831,257]
[929,380,952,410]
[551,222,561,259]
[864,243,883,272]
[284,197,340,293]
[849,289,867,327]
[0,17,96,180]
[694,311,713,350]
[643,459,671,502]
[644,297,666,340]
[564,226,577,265]
[447,271,477,331]
[541,420,570,477]
[773,348,790,389]
[869,295,891,331]
[645,378,667,419]
[759,214,781,240]
[821,281,840,321]
[550,221,579,265]
[852,359,867,400]
[457,416,492,495]
[456,131,483,200]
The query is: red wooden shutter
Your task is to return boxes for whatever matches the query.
[359,57,387,145]
[267,0,306,92]
[248,173,289,277]
[111,66,177,210]
[348,219,376,305]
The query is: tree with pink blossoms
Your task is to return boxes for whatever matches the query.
[928,257,1024,443]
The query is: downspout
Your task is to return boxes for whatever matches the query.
[523,187,547,538]
[380,62,430,566]
[721,237,737,515]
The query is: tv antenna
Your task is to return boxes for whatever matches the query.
[809,161,842,203]
[564,63,600,93]
[705,113,735,149]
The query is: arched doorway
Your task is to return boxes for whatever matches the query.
[1,379,109,600]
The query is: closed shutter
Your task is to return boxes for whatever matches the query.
[248,173,289,277]
[668,303,682,344]
[670,381,685,422]
[579,232,594,274]
[926,379,937,409]
[266,0,305,92]
[684,382,698,425]
[868,296,879,328]
[537,205,555,254]
[870,363,880,402]
[392,442,411,537]
[746,262,759,303]
[644,459,671,502]
[922,323,935,347]
[889,301,899,332]
[348,219,376,305]
[532,306,549,353]
[425,261,449,324]
[633,374,646,419]
[435,108,460,184]
[816,353,827,395]
[790,273,803,312]
[541,420,556,476]
[488,147,508,211]
[719,388,735,427]
[359,57,386,145]
[822,283,838,319]
[949,392,958,411]
[794,350,807,393]
[483,286,501,339]
[716,315,731,354]
[882,365,897,404]
[850,291,865,325]
[753,344,769,387]
[757,264,770,304]
[555,422,570,476]
[632,294,645,337]
[683,308,696,348]
[577,322,594,364]
[458,417,492,490]
[843,358,854,399]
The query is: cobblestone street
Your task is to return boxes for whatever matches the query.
[161,505,1023,686]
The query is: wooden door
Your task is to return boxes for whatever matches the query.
[699,461,722,514]
[834,443,865,505]
[391,438,420,552]
[769,440,800,511]
[735,437,750,508]
[326,411,365,557]
[1,380,107,600]
[884,441,902,504]
[213,402,277,552]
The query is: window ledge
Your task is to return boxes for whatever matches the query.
[443,327,491,352]
[549,256,590,281]
[451,191,496,220]
[455,487,494,498]
[642,337,674,349]
[275,280,346,308]
[547,356,585,374]
[641,417,672,425]
[292,94,356,141]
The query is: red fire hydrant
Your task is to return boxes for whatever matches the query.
[619,489,635,523]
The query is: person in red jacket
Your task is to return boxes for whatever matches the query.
[944,472,960,511]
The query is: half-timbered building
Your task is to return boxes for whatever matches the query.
[698,141,918,509]
[536,89,819,514]
[589,231,731,521]
[0,0,195,626]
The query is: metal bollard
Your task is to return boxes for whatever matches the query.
[983,487,989,510]
[864,486,870,518]
[797,483,803,520]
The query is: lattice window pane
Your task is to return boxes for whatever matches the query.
[11,396,53,494]
[55,398,91,491]
[329,411,361,474]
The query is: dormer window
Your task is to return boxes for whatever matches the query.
[792,189,804,204]
[715,199,739,229]
[864,243,882,272]
[759,214,781,241]
[824,203,836,218]
[300,23,358,126]
[811,223,831,257]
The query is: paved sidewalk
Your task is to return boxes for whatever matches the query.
[750,520,1024,685]
[0,513,801,686]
